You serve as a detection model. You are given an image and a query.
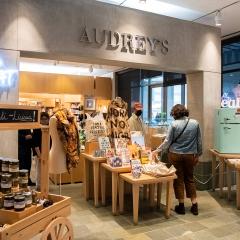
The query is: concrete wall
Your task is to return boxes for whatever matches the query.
[0,49,19,158]
[0,0,221,73]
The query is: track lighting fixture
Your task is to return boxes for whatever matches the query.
[215,10,222,27]
[89,65,93,73]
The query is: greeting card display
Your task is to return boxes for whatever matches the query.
[98,137,111,150]
[121,148,131,166]
[109,156,122,167]
[114,138,128,155]
[105,148,115,158]
[93,149,106,158]
[130,131,145,149]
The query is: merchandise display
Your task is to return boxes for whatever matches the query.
[142,162,176,177]
[114,138,128,155]
[93,149,106,158]
[106,97,130,139]
[130,159,142,179]
[85,113,107,141]
[98,136,111,150]
[109,156,123,167]
[130,131,145,149]
[49,116,68,174]
[0,105,73,240]
[54,108,80,172]
[0,157,28,194]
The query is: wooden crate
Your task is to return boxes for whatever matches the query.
[0,205,43,225]
[0,194,71,240]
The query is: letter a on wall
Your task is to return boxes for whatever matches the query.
[80,27,92,43]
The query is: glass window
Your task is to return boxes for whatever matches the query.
[166,85,183,121]
[150,75,163,85]
[141,85,149,123]
[151,87,163,124]
[222,37,240,106]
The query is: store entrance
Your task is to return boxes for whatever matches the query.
[18,57,123,187]
[18,57,187,189]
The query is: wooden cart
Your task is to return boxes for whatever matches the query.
[0,105,73,240]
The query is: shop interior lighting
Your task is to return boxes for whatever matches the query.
[19,61,119,77]
[89,65,94,73]
[215,10,222,27]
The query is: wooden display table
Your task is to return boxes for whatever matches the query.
[223,159,240,209]
[100,163,131,215]
[119,173,177,225]
[82,153,106,207]
[210,149,240,198]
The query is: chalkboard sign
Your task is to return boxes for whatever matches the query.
[0,108,38,123]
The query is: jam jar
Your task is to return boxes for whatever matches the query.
[12,178,19,188]
[1,173,12,194]
[23,191,32,207]
[14,195,25,211]
[1,158,9,173]
[19,169,29,189]
[9,159,19,178]
[0,195,3,209]
[3,194,14,210]
[0,158,2,173]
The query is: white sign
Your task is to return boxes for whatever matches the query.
[221,98,240,108]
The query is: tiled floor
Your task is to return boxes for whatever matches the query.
[41,183,240,240]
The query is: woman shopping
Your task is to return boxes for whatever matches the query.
[153,104,202,215]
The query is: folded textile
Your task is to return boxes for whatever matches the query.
[142,162,176,177]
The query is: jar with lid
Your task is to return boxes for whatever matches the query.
[1,158,9,173]
[32,190,38,205]
[14,195,25,211]
[1,173,12,194]
[9,159,19,178]
[0,195,3,209]
[3,194,14,210]
[19,169,28,189]
[23,191,32,207]
[0,158,2,173]
[12,178,19,188]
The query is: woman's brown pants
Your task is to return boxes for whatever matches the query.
[168,152,198,199]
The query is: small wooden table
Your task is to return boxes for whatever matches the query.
[119,173,177,225]
[210,149,240,198]
[82,153,106,207]
[224,159,240,209]
[101,163,131,215]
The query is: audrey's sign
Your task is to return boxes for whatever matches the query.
[80,27,169,55]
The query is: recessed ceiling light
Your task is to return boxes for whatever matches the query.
[139,0,146,4]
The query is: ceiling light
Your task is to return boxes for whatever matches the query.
[89,65,93,73]
[215,10,222,27]
[139,0,146,4]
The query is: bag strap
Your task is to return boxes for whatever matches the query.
[171,118,190,145]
